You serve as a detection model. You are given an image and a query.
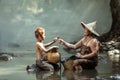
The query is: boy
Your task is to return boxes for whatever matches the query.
[34,27,59,71]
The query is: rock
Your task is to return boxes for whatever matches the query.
[100,40,120,52]
[0,52,16,57]
[96,76,105,80]
[100,44,114,52]
[114,54,120,59]
[108,49,120,54]
[0,54,13,61]
[101,46,109,51]
[116,36,120,42]
[112,42,120,49]
[107,41,115,45]
[0,52,15,61]
[108,49,120,61]
[110,75,120,79]
[108,49,120,57]
[98,56,107,63]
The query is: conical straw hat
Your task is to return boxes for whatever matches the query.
[81,21,100,36]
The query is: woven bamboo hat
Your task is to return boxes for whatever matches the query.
[81,21,100,36]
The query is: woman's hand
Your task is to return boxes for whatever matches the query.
[75,53,83,58]
[58,39,65,45]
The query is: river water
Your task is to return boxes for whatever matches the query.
[0,49,120,80]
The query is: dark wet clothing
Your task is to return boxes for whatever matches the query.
[36,60,60,71]
[80,45,98,62]
[74,44,98,69]
[36,60,54,71]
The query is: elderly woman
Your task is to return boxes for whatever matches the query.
[58,21,100,71]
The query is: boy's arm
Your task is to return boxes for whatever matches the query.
[37,42,58,53]
[44,37,59,47]
[44,40,56,47]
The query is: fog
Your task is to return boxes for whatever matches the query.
[0,0,112,51]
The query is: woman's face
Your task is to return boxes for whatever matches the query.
[84,28,90,36]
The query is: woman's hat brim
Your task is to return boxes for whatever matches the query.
[81,22,100,36]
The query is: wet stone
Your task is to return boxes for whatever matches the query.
[110,75,120,79]
[100,39,120,52]
[116,36,120,42]
[0,53,14,61]
[98,56,107,63]
[113,42,120,49]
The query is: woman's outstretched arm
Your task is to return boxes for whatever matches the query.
[58,38,84,49]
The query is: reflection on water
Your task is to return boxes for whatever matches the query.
[35,71,61,80]
[62,69,98,80]
[0,52,120,80]
[111,58,120,74]
[33,54,120,80]
[34,69,98,80]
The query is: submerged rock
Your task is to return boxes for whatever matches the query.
[116,37,120,42]
[108,49,120,55]
[110,75,120,79]
[113,42,120,49]
[107,49,120,62]
[98,56,107,63]
[0,52,14,61]
[100,39,120,52]
[0,54,13,61]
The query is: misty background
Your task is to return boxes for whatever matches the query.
[0,0,112,52]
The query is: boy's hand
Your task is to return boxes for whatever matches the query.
[53,37,59,42]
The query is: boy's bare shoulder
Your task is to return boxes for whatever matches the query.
[36,42,43,47]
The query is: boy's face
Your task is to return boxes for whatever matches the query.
[42,32,45,40]
[38,30,45,41]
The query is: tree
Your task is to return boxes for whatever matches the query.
[100,0,120,42]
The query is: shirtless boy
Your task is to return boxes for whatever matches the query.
[34,27,59,71]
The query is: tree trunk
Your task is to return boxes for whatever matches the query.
[99,0,120,42]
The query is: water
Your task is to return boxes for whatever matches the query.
[0,50,120,80]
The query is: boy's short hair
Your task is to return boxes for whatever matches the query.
[34,27,45,39]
